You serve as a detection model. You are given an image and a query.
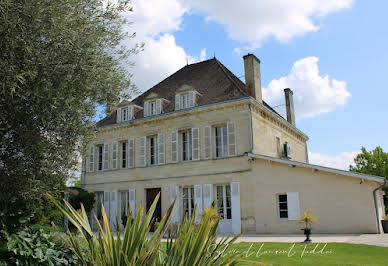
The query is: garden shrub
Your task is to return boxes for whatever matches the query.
[68,189,95,214]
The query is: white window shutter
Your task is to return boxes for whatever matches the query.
[194,184,203,223]
[156,99,162,114]
[204,125,212,159]
[158,133,165,165]
[231,182,241,234]
[103,143,109,170]
[227,121,237,156]
[202,184,213,210]
[117,108,121,123]
[144,101,149,117]
[89,146,95,172]
[171,130,178,163]
[128,106,133,120]
[192,127,200,160]
[103,191,110,223]
[139,136,147,167]
[129,189,136,218]
[188,91,195,107]
[128,138,135,168]
[287,144,292,159]
[175,94,180,110]
[170,184,180,222]
[112,141,118,169]
[287,192,300,220]
[110,190,118,228]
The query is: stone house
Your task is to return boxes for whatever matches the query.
[82,54,387,234]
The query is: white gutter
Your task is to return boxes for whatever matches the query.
[248,152,386,183]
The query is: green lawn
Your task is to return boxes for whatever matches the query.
[224,242,388,265]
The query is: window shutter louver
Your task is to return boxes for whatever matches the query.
[204,125,212,159]
[170,184,180,223]
[175,94,180,110]
[139,136,147,167]
[156,99,162,114]
[192,127,200,160]
[194,184,203,223]
[231,182,241,234]
[203,184,213,210]
[103,143,109,170]
[89,146,95,172]
[110,190,118,229]
[188,91,195,107]
[171,130,178,163]
[117,109,121,123]
[112,141,118,169]
[287,192,300,220]
[128,138,135,168]
[129,189,136,218]
[144,101,149,117]
[157,133,165,165]
[128,106,133,120]
[227,121,237,156]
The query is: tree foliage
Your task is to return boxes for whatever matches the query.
[349,146,388,178]
[0,0,140,214]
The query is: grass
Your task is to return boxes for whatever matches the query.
[221,242,388,265]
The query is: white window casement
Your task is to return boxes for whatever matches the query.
[103,190,118,229]
[175,91,197,110]
[209,121,237,159]
[121,141,128,168]
[121,108,128,121]
[171,131,178,163]
[148,135,158,166]
[97,145,103,171]
[215,125,228,158]
[95,191,104,222]
[216,185,232,220]
[103,143,109,170]
[181,130,192,161]
[144,99,162,117]
[120,191,129,226]
[117,106,134,123]
[157,133,165,165]
[88,146,95,172]
[128,138,135,168]
[278,192,300,220]
[182,187,195,219]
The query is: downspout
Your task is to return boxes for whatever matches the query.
[373,179,387,234]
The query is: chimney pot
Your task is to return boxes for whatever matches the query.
[243,54,262,102]
[284,88,296,126]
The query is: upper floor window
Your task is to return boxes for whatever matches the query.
[215,125,228,158]
[117,106,133,123]
[182,187,195,219]
[149,136,158,165]
[144,99,163,117]
[97,145,103,171]
[175,90,199,110]
[181,130,192,161]
[148,101,156,116]
[121,141,127,168]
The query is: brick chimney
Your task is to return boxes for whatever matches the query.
[243,54,262,102]
[284,88,295,126]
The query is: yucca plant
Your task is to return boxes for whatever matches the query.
[47,193,241,265]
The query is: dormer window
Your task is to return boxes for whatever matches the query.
[143,96,169,117]
[148,100,157,116]
[175,85,201,111]
[119,106,133,122]
[116,101,142,123]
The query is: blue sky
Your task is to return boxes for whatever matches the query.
[120,0,388,169]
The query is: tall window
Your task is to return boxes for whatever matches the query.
[278,194,288,218]
[121,108,128,121]
[216,185,231,219]
[97,145,103,171]
[180,94,189,109]
[181,131,192,161]
[121,142,127,168]
[182,187,195,219]
[149,136,158,165]
[148,101,156,116]
[215,125,228,158]
[120,191,129,223]
[95,192,103,221]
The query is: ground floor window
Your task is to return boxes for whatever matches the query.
[95,192,103,221]
[278,194,288,218]
[120,191,129,225]
[216,185,231,219]
[182,187,195,219]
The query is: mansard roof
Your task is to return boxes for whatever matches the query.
[97,57,281,127]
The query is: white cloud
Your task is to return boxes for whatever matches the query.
[184,0,353,49]
[309,151,358,170]
[263,57,351,119]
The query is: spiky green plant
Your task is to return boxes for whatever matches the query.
[47,193,241,265]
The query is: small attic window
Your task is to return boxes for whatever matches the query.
[118,106,133,122]
[144,99,164,117]
[175,90,200,110]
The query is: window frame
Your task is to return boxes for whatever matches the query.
[148,135,158,166]
[181,130,193,162]
[97,145,103,171]
[215,125,228,158]
[148,101,156,116]
[121,141,127,168]
[277,194,289,219]
[182,187,195,219]
[121,107,128,121]
[216,184,232,220]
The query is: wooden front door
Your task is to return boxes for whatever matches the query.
[146,188,161,232]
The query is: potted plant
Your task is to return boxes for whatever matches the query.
[299,211,317,243]
[382,216,388,233]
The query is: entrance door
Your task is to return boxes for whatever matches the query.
[146,188,162,232]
